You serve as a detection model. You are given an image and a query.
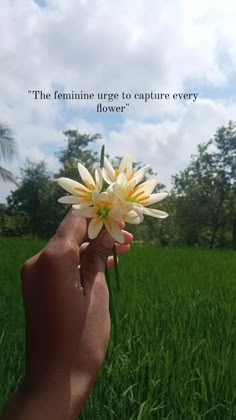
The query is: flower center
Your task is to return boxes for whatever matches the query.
[96,204,110,219]
[127,188,150,205]
[74,187,92,201]
[130,196,139,203]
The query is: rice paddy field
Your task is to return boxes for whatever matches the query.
[1,237,236,419]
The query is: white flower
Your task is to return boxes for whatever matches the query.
[57,163,102,206]
[57,152,169,241]
[72,191,134,243]
[112,173,169,219]
[102,153,150,186]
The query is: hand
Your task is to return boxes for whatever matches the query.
[1,212,133,420]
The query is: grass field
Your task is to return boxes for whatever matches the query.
[1,237,236,419]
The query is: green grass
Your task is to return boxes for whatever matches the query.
[1,238,236,419]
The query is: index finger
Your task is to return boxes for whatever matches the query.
[52,210,88,247]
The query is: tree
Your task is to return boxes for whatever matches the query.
[56,130,100,179]
[5,131,101,238]
[7,160,65,238]
[173,121,236,249]
[0,123,17,184]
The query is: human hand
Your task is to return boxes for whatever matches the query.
[1,211,133,420]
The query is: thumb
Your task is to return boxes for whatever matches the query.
[80,228,115,287]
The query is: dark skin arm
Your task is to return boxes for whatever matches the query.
[1,212,133,420]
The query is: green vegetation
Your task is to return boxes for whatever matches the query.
[1,238,236,419]
[1,121,236,248]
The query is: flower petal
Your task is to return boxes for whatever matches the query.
[57,178,89,195]
[104,157,115,182]
[102,167,113,184]
[96,191,111,202]
[88,218,104,239]
[145,192,168,205]
[131,165,150,185]
[109,207,123,222]
[112,183,126,201]
[137,179,158,195]
[124,210,143,224]
[95,167,103,191]
[58,195,84,204]
[78,163,95,188]
[142,208,168,218]
[72,207,95,217]
[117,172,128,185]
[72,203,92,209]
[104,220,124,243]
[119,153,132,177]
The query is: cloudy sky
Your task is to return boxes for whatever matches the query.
[1,0,236,202]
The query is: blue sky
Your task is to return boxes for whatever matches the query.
[1,0,236,202]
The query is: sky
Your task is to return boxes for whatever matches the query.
[1,0,236,202]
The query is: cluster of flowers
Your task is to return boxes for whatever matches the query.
[57,153,168,243]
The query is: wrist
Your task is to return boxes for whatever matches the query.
[2,368,94,420]
[23,367,93,418]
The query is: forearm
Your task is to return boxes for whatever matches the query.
[1,371,92,420]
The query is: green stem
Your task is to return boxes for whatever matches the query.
[112,244,120,291]
[100,144,119,346]
[105,267,117,346]
[100,145,105,169]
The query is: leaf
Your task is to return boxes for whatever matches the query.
[0,124,16,161]
[100,144,105,168]
[0,166,18,185]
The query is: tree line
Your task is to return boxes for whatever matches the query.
[0,122,236,249]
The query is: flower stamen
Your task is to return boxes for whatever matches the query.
[107,216,112,231]
[95,214,103,224]
[99,200,112,206]
[114,168,119,180]
[74,187,87,193]
[139,195,149,203]
[128,186,139,199]
[128,170,135,181]
[82,179,96,190]
[133,190,146,200]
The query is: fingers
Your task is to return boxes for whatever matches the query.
[79,227,133,294]
[52,210,88,247]
[80,230,133,260]
[82,228,116,275]
[106,243,131,269]
[118,230,133,247]
[107,256,117,269]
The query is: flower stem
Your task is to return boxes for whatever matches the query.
[100,144,119,345]
[100,145,105,169]
[112,244,120,291]
[105,266,117,345]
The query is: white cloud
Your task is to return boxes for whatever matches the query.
[101,98,236,187]
[1,0,236,202]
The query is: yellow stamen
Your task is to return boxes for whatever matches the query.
[124,168,127,174]
[114,168,119,180]
[91,208,98,216]
[95,214,103,224]
[75,193,90,200]
[107,216,112,231]
[128,186,139,199]
[82,179,96,191]
[99,200,112,206]
[139,195,149,203]
[133,190,145,200]
[85,197,92,201]
[75,187,87,193]
[128,170,135,181]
